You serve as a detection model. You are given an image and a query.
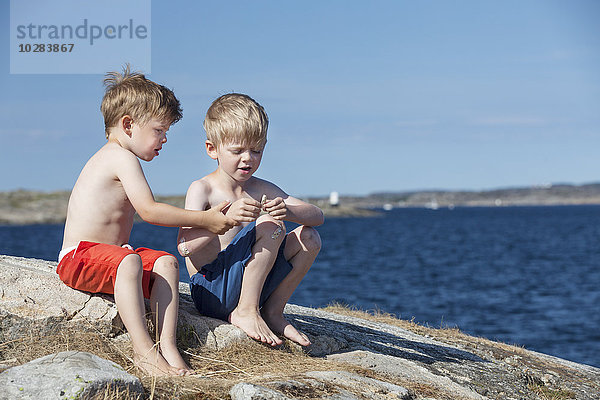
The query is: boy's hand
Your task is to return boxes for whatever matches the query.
[263,197,287,220]
[204,201,238,234]
[226,197,262,223]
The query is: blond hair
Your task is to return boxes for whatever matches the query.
[101,64,182,138]
[203,93,268,148]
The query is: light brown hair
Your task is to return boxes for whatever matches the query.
[101,64,182,138]
[204,93,268,148]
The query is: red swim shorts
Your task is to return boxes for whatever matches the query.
[56,241,173,299]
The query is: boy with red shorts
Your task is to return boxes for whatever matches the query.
[57,66,237,376]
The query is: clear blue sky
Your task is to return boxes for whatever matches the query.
[2,0,599,197]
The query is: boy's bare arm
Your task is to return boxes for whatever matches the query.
[117,152,236,233]
[260,180,324,226]
[272,195,324,226]
[177,180,224,256]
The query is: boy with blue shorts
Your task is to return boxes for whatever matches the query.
[178,93,324,346]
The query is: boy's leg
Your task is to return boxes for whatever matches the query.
[229,215,286,346]
[148,255,191,372]
[261,225,321,346]
[114,254,185,376]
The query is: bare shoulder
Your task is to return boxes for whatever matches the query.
[88,142,140,175]
[185,178,213,210]
[187,177,212,195]
[76,144,129,184]
[250,177,287,198]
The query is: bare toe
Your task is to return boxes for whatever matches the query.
[263,313,311,346]
[229,308,282,346]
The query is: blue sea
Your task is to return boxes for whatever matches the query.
[2,205,599,368]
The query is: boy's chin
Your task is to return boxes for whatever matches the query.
[138,154,155,162]
[238,172,255,179]
[232,173,253,183]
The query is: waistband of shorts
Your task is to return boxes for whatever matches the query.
[58,245,77,263]
[58,242,134,263]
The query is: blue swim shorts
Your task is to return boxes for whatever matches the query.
[189,221,293,321]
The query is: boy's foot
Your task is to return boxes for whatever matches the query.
[133,347,192,377]
[229,307,283,346]
[160,342,194,374]
[262,312,311,346]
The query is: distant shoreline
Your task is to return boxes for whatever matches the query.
[2,183,600,225]
[316,182,600,211]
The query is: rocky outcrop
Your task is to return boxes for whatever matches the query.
[0,256,121,340]
[229,373,412,400]
[0,255,252,351]
[0,351,143,400]
[1,255,599,400]
[279,305,600,399]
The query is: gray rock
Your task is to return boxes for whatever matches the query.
[305,370,410,400]
[326,350,485,400]
[231,372,410,400]
[283,304,483,363]
[0,255,121,341]
[0,256,248,350]
[230,382,293,400]
[326,390,360,400]
[283,304,600,400]
[0,351,143,400]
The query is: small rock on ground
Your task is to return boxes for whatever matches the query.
[0,351,143,400]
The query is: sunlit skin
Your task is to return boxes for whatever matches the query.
[61,116,236,376]
[178,140,324,346]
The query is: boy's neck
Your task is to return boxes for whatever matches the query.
[106,128,127,146]
[106,135,134,156]
[107,135,124,147]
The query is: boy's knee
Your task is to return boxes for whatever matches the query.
[118,253,143,277]
[256,214,286,242]
[299,226,321,253]
[156,254,179,270]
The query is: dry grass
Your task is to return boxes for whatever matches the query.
[322,301,531,356]
[0,328,131,372]
[0,324,457,399]
[0,326,365,399]
[0,311,527,400]
[3,304,585,399]
[143,340,353,400]
[527,382,576,400]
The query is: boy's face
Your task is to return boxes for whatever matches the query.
[129,118,170,161]
[207,141,264,182]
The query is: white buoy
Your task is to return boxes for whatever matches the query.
[329,191,339,207]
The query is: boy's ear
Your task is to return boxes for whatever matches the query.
[205,140,218,160]
[121,115,134,136]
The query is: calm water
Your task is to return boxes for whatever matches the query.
[2,206,599,368]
